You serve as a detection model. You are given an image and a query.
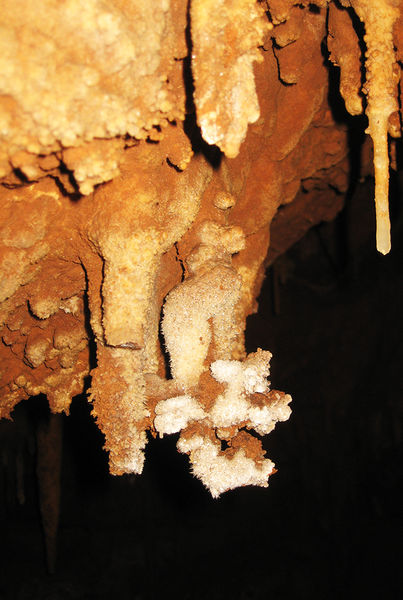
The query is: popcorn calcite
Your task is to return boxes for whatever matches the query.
[0,0,402,496]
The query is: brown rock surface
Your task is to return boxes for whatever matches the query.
[1,0,402,495]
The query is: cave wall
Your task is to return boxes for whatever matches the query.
[1,0,402,496]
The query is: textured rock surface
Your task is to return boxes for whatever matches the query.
[191,0,269,157]
[1,0,402,495]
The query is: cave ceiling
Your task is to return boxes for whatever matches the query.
[0,0,402,496]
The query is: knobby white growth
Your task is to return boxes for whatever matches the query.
[154,395,207,436]
[157,221,292,496]
[153,349,292,497]
[177,435,275,499]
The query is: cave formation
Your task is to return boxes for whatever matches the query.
[1,0,403,590]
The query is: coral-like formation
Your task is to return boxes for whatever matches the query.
[153,350,291,497]
[1,0,402,496]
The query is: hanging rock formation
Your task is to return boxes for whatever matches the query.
[0,0,402,496]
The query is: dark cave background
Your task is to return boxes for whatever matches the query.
[1,176,402,600]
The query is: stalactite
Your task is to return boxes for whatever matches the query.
[330,0,401,254]
[351,0,401,255]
